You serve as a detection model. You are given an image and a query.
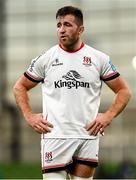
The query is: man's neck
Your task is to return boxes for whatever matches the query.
[60,39,84,52]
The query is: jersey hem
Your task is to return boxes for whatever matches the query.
[41,134,99,140]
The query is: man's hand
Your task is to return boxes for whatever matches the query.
[26,113,53,134]
[86,113,113,136]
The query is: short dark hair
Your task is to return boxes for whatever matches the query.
[56,6,83,25]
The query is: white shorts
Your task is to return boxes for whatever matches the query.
[41,138,99,174]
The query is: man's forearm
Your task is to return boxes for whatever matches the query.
[86,87,131,136]
[13,85,33,120]
[105,88,131,119]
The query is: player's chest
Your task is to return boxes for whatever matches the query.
[44,54,100,83]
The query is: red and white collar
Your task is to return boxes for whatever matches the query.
[59,42,84,53]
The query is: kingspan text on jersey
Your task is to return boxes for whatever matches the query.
[54,80,90,89]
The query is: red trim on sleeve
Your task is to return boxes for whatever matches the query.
[24,71,43,83]
[101,72,120,81]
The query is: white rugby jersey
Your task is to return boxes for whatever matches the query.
[24,43,120,139]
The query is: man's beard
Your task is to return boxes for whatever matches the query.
[60,36,79,50]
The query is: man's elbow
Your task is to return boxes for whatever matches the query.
[128,88,132,100]
[13,78,25,95]
[124,87,132,102]
[13,82,20,95]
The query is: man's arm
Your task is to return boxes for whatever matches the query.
[86,76,131,136]
[13,75,53,134]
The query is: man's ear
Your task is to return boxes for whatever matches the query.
[79,25,84,35]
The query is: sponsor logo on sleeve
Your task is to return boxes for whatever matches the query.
[109,60,117,71]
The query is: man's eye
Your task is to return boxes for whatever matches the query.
[66,23,72,27]
[57,24,61,28]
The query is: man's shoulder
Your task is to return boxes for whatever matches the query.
[42,44,59,56]
[31,45,59,64]
[84,44,109,59]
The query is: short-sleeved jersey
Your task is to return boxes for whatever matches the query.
[24,43,120,139]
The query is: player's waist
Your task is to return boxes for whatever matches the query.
[41,129,99,139]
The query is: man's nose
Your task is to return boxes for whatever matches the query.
[59,25,66,33]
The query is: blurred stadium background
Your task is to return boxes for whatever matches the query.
[0,0,136,178]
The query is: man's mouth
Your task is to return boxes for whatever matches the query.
[61,35,67,39]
